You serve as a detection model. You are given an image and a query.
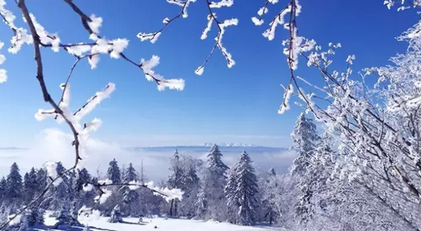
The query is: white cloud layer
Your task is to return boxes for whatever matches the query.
[0,129,296,180]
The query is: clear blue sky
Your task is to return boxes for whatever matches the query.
[0,0,417,148]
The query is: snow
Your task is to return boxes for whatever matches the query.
[88,14,103,34]
[209,0,234,8]
[42,213,273,231]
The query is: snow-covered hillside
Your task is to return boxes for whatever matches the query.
[39,215,274,231]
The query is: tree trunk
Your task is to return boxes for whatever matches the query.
[174,200,178,217]
[169,199,174,217]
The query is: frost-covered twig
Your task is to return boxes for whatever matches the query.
[137,0,237,75]
[61,0,184,90]
[194,0,238,75]
[137,0,192,43]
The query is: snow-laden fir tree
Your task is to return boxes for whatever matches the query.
[196,144,229,221]
[122,163,139,216]
[27,207,44,227]
[36,168,47,198]
[258,168,278,225]
[290,113,320,226]
[23,168,38,204]
[6,163,23,206]
[172,154,201,218]
[107,159,121,185]
[167,150,183,217]
[109,204,123,223]
[225,151,260,226]
[0,177,6,202]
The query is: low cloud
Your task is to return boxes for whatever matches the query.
[0,129,296,181]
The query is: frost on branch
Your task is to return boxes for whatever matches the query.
[25,14,61,52]
[137,0,196,43]
[45,162,62,186]
[94,189,112,204]
[88,14,103,34]
[201,14,215,40]
[196,14,238,75]
[138,0,236,75]
[145,181,184,202]
[167,0,197,18]
[384,0,421,10]
[0,0,33,53]
[209,0,234,8]
[140,55,185,91]
[253,0,307,70]
[35,83,115,168]
[278,83,294,114]
[74,83,116,121]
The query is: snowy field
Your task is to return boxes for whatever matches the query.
[34,214,275,231]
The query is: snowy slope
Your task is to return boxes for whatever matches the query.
[39,215,274,231]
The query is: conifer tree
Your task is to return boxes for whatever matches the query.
[107,159,121,184]
[196,144,229,221]
[122,163,139,216]
[167,150,183,217]
[290,113,320,226]
[6,163,23,204]
[109,204,123,223]
[225,151,260,225]
[0,178,6,202]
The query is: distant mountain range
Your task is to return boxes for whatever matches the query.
[201,143,258,147]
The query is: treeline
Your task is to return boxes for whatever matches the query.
[0,145,279,229]
[2,113,416,231]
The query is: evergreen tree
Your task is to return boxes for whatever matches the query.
[107,159,121,184]
[259,168,278,225]
[109,204,123,223]
[123,163,138,183]
[23,168,38,203]
[122,163,139,216]
[55,203,70,228]
[225,151,260,225]
[6,163,23,204]
[36,168,47,196]
[196,144,229,221]
[0,177,6,202]
[178,159,201,218]
[27,207,44,227]
[167,150,183,217]
[290,113,320,226]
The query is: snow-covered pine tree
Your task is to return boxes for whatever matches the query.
[259,168,278,225]
[225,151,260,226]
[196,144,229,221]
[178,155,201,218]
[107,159,121,185]
[122,163,139,216]
[17,210,29,231]
[36,168,47,197]
[27,207,44,227]
[23,168,38,204]
[167,150,183,217]
[6,163,23,205]
[55,202,70,228]
[109,204,123,223]
[124,163,138,183]
[74,168,95,208]
[290,113,320,227]
[0,178,6,202]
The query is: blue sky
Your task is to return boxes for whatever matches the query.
[0,0,418,148]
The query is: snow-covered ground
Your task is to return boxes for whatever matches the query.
[36,214,274,231]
